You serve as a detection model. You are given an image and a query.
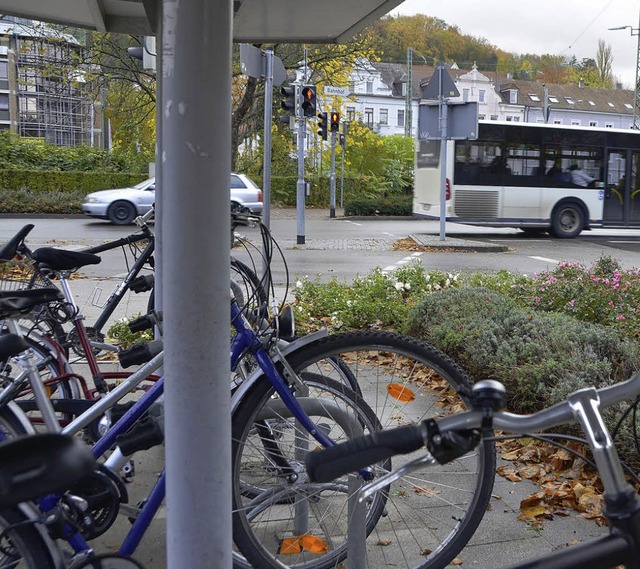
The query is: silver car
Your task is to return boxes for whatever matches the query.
[82,173,263,225]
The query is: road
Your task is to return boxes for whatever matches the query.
[4,213,640,290]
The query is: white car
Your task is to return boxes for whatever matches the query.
[82,174,263,225]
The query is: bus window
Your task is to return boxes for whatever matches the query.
[454,141,501,185]
[504,144,541,185]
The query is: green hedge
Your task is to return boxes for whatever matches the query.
[255,175,383,207]
[0,170,146,193]
[344,196,413,216]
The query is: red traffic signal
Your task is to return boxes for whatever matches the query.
[301,85,317,118]
[330,112,340,133]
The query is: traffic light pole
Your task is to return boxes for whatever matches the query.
[330,130,337,218]
[296,85,306,245]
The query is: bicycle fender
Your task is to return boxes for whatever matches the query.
[230,328,328,413]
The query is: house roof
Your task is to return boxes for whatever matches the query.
[371,61,635,116]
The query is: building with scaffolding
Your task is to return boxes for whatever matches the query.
[0,18,100,146]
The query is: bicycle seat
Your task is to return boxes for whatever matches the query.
[0,433,96,508]
[0,224,34,261]
[0,333,29,360]
[32,247,101,271]
[0,287,64,318]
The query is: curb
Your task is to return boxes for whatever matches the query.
[409,233,509,252]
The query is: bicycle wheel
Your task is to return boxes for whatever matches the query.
[0,505,62,568]
[232,373,387,569]
[264,330,496,569]
[0,334,78,427]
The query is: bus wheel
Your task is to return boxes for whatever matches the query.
[551,202,584,238]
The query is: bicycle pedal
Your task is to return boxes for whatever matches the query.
[121,459,136,482]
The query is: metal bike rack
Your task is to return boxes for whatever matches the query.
[257,397,368,569]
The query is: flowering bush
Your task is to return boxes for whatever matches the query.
[292,261,461,334]
[484,256,640,342]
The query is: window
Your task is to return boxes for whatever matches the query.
[625,103,633,109]
[379,108,388,125]
[366,81,373,94]
[490,114,498,120]
[509,90,517,104]
[553,119,562,125]
[0,93,8,111]
[565,97,575,105]
[571,120,581,126]
[608,102,615,108]
[479,90,486,103]
[463,88,469,102]
[605,123,614,128]
[0,61,7,81]
[589,121,597,127]
[478,114,486,120]
[588,100,595,106]
[397,109,405,127]
[506,116,513,122]
[528,93,540,102]
[548,95,559,103]
[513,116,521,122]
[364,107,374,127]
[346,106,356,121]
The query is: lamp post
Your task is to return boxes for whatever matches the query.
[609,10,640,129]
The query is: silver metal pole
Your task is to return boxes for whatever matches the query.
[330,128,336,218]
[262,48,273,230]
[162,1,232,568]
[438,65,448,241]
[296,83,306,244]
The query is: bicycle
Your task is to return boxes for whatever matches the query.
[305,376,640,569]
[0,220,491,569]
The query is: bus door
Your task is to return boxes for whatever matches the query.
[603,150,628,224]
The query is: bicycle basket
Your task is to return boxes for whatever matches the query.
[0,257,56,292]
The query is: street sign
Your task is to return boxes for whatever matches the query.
[418,102,479,140]
[422,66,460,100]
[324,85,349,97]
[239,44,286,85]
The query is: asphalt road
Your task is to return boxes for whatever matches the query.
[4,213,640,292]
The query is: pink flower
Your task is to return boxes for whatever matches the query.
[609,301,615,307]
[616,314,626,321]
[568,300,575,307]
[535,297,541,304]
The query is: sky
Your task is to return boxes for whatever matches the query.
[393,0,640,88]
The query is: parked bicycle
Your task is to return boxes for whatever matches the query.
[306,376,640,569]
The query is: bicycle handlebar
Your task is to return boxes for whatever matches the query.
[306,372,640,483]
[0,224,34,261]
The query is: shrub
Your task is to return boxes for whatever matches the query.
[106,315,154,350]
[344,195,412,216]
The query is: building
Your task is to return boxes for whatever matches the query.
[335,59,636,137]
[0,18,100,146]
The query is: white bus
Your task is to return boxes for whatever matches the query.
[413,120,640,238]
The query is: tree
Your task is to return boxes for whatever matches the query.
[595,39,614,88]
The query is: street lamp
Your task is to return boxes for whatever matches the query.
[609,11,640,129]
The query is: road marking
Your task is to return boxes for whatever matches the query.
[530,255,559,264]
[342,220,362,226]
[382,253,423,275]
[608,240,640,244]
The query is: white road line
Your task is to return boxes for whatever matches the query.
[382,266,396,273]
[381,253,424,274]
[609,240,640,244]
[529,255,559,264]
[342,220,362,226]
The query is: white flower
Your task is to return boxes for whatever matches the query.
[346,300,352,306]
[453,274,459,282]
[425,274,431,282]
[445,279,451,287]
[404,282,411,290]
[394,282,404,291]
[434,284,441,291]
[295,280,303,288]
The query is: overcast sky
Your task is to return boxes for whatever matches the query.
[394,0,639,88]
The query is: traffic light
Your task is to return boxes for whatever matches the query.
[280,84,297,117]
[330,111,340,133]
[301,85,317,118]
[317,112,328,141]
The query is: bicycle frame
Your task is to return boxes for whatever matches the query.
[24,298,336,560]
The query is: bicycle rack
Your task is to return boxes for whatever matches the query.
[258,397,368,568]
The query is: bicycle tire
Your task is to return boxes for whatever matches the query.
[243,330,496,569]
[232,373,387,569]
[0,505,63,568]
[0,334,78,426]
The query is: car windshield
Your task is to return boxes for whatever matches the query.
[133,178,154,190]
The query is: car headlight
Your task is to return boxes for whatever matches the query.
[85,197,101,204]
